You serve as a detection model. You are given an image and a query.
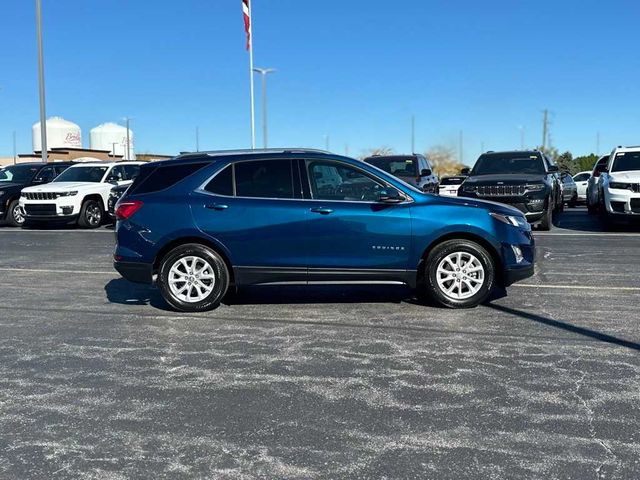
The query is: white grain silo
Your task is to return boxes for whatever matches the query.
[90,122,135,160]
[32,116,82,151]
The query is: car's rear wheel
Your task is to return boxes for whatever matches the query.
[7,200,25,227]
[539,199,553,231]
[78,199,103,229]
[568,193,578,208]
[421,239,495,309]
[158,243,229,312]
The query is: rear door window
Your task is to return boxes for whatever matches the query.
[234,160,294,199]
[204,165,234,196]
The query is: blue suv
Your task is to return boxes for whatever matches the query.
[114,149,534,312]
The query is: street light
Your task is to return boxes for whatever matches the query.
[517,125,525,149]
[252,67,276,149]
[35,0,48,163]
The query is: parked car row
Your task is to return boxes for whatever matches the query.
[0,161,142,228]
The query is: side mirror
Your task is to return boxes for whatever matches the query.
[420,168,432,177]
[460,167,470,175]
[547,165,559,173]
[377,187,403,204]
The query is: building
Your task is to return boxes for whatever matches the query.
[15,147,124,164]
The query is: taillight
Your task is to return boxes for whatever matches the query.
[115,200,143,220]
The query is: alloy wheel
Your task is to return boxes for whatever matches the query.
[435,251,485,300]
[86,204,102,226]
[12,205,25,225]
[168,256,216,303]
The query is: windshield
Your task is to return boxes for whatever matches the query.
[611,152,640,172]
[0,164,40,183]
[366,157,417,177]
[440,177,465,186]
[471,153,545,175]
[53,165,108,183]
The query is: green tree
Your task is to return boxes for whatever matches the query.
[556,151,574,173]
[572,153,599,173]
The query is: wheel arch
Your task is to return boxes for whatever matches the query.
[152,235,235,285]
[418,231,504,286]
[83,193,105,210]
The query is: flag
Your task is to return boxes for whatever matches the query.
[242,0,251,50]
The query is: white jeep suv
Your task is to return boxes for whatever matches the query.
[20,161,143,228]
[599,147,640,221]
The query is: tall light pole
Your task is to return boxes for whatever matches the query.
[13,131,17,164]
[123,117,131,160]
[35,0,48,163]
[252,67,276,149]
[196,126,200,152]
[517,125,525,149]
[459,130,464,164]
[411,115,415,153]
[323,135,330,151]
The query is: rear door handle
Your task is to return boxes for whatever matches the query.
[205,204,229,211]
[310,207,334,215]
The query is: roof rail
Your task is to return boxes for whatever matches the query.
[176,148,331,159]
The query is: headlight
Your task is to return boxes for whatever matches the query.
[490,212,528,228]
[525,183,545,192]
[609,182,631,190]
[57,191,78,197]
[462,184,476,192]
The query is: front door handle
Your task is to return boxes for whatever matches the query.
[205,204,229,211]
[310,207,334,215]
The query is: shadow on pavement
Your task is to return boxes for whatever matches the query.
[104,278,170,310]
[488,303,640,352]
[551,207,640,233]
[106,279,507,310]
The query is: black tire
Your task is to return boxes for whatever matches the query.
[420,239,495,309]
[557,198,565,213]
[587,202,597,214]
[539,199,553,231]
[157,243,230,312]
[568,193,578,208]
[77,199,103,229]
[6,199,25,227]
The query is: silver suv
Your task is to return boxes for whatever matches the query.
[363,154,439,193]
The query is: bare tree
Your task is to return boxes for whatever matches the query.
[359,146,394,159]
[426,145,465,176]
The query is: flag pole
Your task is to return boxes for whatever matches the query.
[247,1,256,149]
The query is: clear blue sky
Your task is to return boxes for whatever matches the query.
[1,0,639,161]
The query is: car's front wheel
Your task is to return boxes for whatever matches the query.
[157,243,230,312]
[421,239,495,309]
[78,199,103,229]
[7,200,25,227]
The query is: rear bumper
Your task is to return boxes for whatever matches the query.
[114,260,153,284]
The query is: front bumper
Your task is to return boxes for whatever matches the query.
[504,264,535,286]
[605,190,640,215]
[20,200,79,220]
[114,260,153,284]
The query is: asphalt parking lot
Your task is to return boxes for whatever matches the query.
[0,207,639,479]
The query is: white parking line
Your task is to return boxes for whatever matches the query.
[514,284,640,292]
[0,229,112,233]
[534,232,640,237]
[0,267,114,275]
